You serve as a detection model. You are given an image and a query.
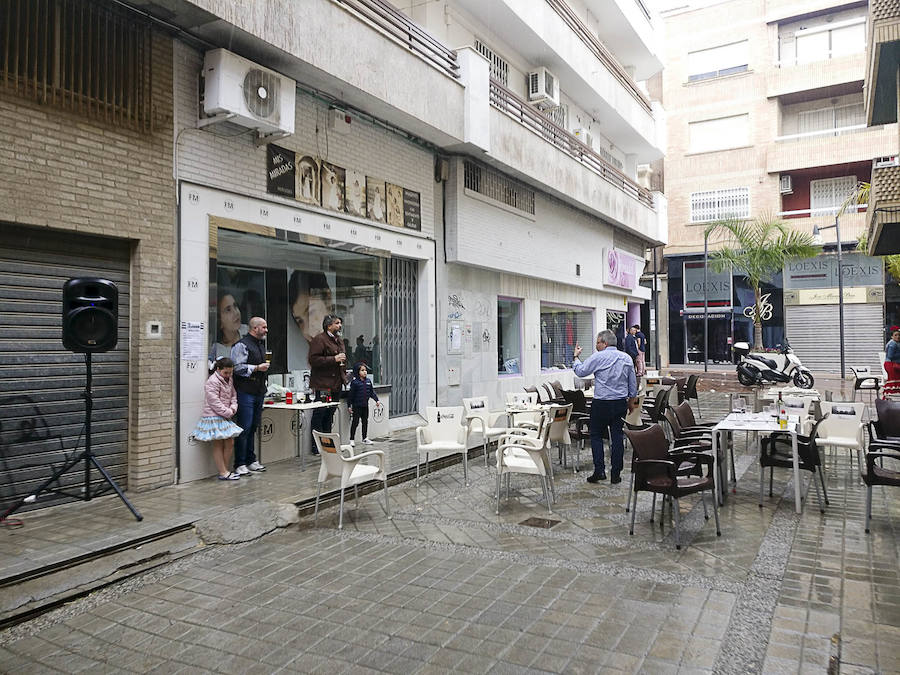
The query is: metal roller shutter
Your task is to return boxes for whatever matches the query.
[785,304,884,374]
[382,257,418,417]
[0,226,130,512]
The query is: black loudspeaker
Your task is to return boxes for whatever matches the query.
[62,278,118,353]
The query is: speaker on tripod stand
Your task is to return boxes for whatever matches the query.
[1,278,142,523]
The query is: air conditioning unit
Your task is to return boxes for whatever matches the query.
[573,128,593,148]
[527,67,560,109]
[874,155,900,168]
[200,48,295,137]
[779,174,793,194]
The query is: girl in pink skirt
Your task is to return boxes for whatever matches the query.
[192,357,243,480]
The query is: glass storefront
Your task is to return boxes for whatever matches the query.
[540,303,593,369]
[210,228,383,384]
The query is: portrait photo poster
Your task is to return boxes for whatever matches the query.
[295,155,321,206]
[366,177,387,223]
[321,161,346,212]
[212,265,267,360]
[386,182,404,228]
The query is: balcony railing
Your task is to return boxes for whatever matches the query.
[778,204,867,218]
[489,79,654,208]
[334,0,459,79]
[775,124,867,142]
[544,0,652,114]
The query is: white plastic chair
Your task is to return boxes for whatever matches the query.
[463,396,508,467]
[546,403,572,473]
[783,397,813,434]
[416,406,471,486]
[312,431,389,530]
[495,413,554,514]
[817,402,866,473]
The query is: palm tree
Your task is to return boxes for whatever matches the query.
[704,216,820,350]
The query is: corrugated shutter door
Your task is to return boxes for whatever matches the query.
[0,226,130,512]
[785,304,884,374]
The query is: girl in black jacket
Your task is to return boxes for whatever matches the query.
[348,362,380,446]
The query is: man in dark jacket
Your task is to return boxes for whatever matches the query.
[231,317,270,475]
[309,314,347,442]
[624,325,639,367]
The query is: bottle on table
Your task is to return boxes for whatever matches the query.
[778,392,787,430]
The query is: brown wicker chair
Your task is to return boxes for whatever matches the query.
[624,424,721,549]
[861,442,900,533]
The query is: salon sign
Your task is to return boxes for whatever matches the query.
[602,248,640,290]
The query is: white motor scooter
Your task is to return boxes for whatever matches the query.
[733,339,815,389]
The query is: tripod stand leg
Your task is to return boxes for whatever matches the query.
[0,452,85,522]
[89,455,143,521]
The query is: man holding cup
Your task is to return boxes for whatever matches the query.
[308,314,347,446]
[231,317,270,475]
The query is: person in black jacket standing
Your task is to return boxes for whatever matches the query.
[231,317,270,475]
[347,362,380,447]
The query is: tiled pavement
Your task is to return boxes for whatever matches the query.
[1,391,899,673]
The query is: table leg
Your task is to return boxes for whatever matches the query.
[792,429,801,514]
[297,409,305,471]
[712,429,721,506]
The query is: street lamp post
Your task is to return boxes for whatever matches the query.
[812,216,845,379]
[703,229,709,373]
[653,246,660,369]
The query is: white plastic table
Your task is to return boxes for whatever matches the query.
[263,400,340,470]
[711,412,803,513]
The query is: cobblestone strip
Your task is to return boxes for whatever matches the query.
[713,484,803,674]
[335,528,743,594]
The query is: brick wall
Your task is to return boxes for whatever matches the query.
[173,42,435,238]
[0,31,176,492]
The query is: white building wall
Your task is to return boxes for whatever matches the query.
[173,42,436,239]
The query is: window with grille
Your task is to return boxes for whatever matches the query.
[540,304,593,370]
[474,38,509,86]
[545,103,568,129]
[464,161,535,215]
[690,187,750,223]
[0,0,154,132]
[810,176,855,216]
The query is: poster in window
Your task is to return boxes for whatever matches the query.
[266,144,295,198]
[212,265,267,361]
[286,268,337,373]
[366,178,387,223]
[402,188,421,230]
[386,183,404,228]
[295,155,320,206]
[345,168,366,218]
[321,161,346,212]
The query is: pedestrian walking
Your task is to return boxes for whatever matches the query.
[192,357,243,481]
[573,329,638,484]
[347,362,381,447]
[886,328,900,383]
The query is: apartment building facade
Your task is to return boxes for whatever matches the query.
[0,0,665,491]
[662,0,891,372]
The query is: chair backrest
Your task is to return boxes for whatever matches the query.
[851,366,872,378]
[561,388,588,414]
[783,397,812,416]
[462,396,492,425]
[547,404,572,442]
[541,382,557,402]
[551,380,565,399]
[425,406,466,443]
[646,387,669,423]
[672,401,698,429]
[875,399,900,437]
[819,402,865,439]
[506,392,532,406]
[313,430,345,479]
[525,385,547,403]
[685,374,700,400]
[663,407,683,439]
[625,394,645,426]
[624,423,669,462]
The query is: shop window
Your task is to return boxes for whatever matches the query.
[540,304,593,369]
[211,229,384,386]
[497,298,522,374]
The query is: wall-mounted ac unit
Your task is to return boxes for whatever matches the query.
[200,48,295,137]
[874,155,900,168]
[779,174,793,194]
[573,128,593,148]
[527,67,560,109]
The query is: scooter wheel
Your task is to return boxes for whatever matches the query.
[793,370,814,389]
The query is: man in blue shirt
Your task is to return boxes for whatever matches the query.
[573,329,638,484]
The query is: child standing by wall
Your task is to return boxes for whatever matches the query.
[347,362,380,447]
[192,357,243,480]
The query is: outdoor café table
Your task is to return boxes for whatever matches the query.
[759,387,820,402]
[711,412,803,513]
[505,404,548,428]
[262,400,340,471]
